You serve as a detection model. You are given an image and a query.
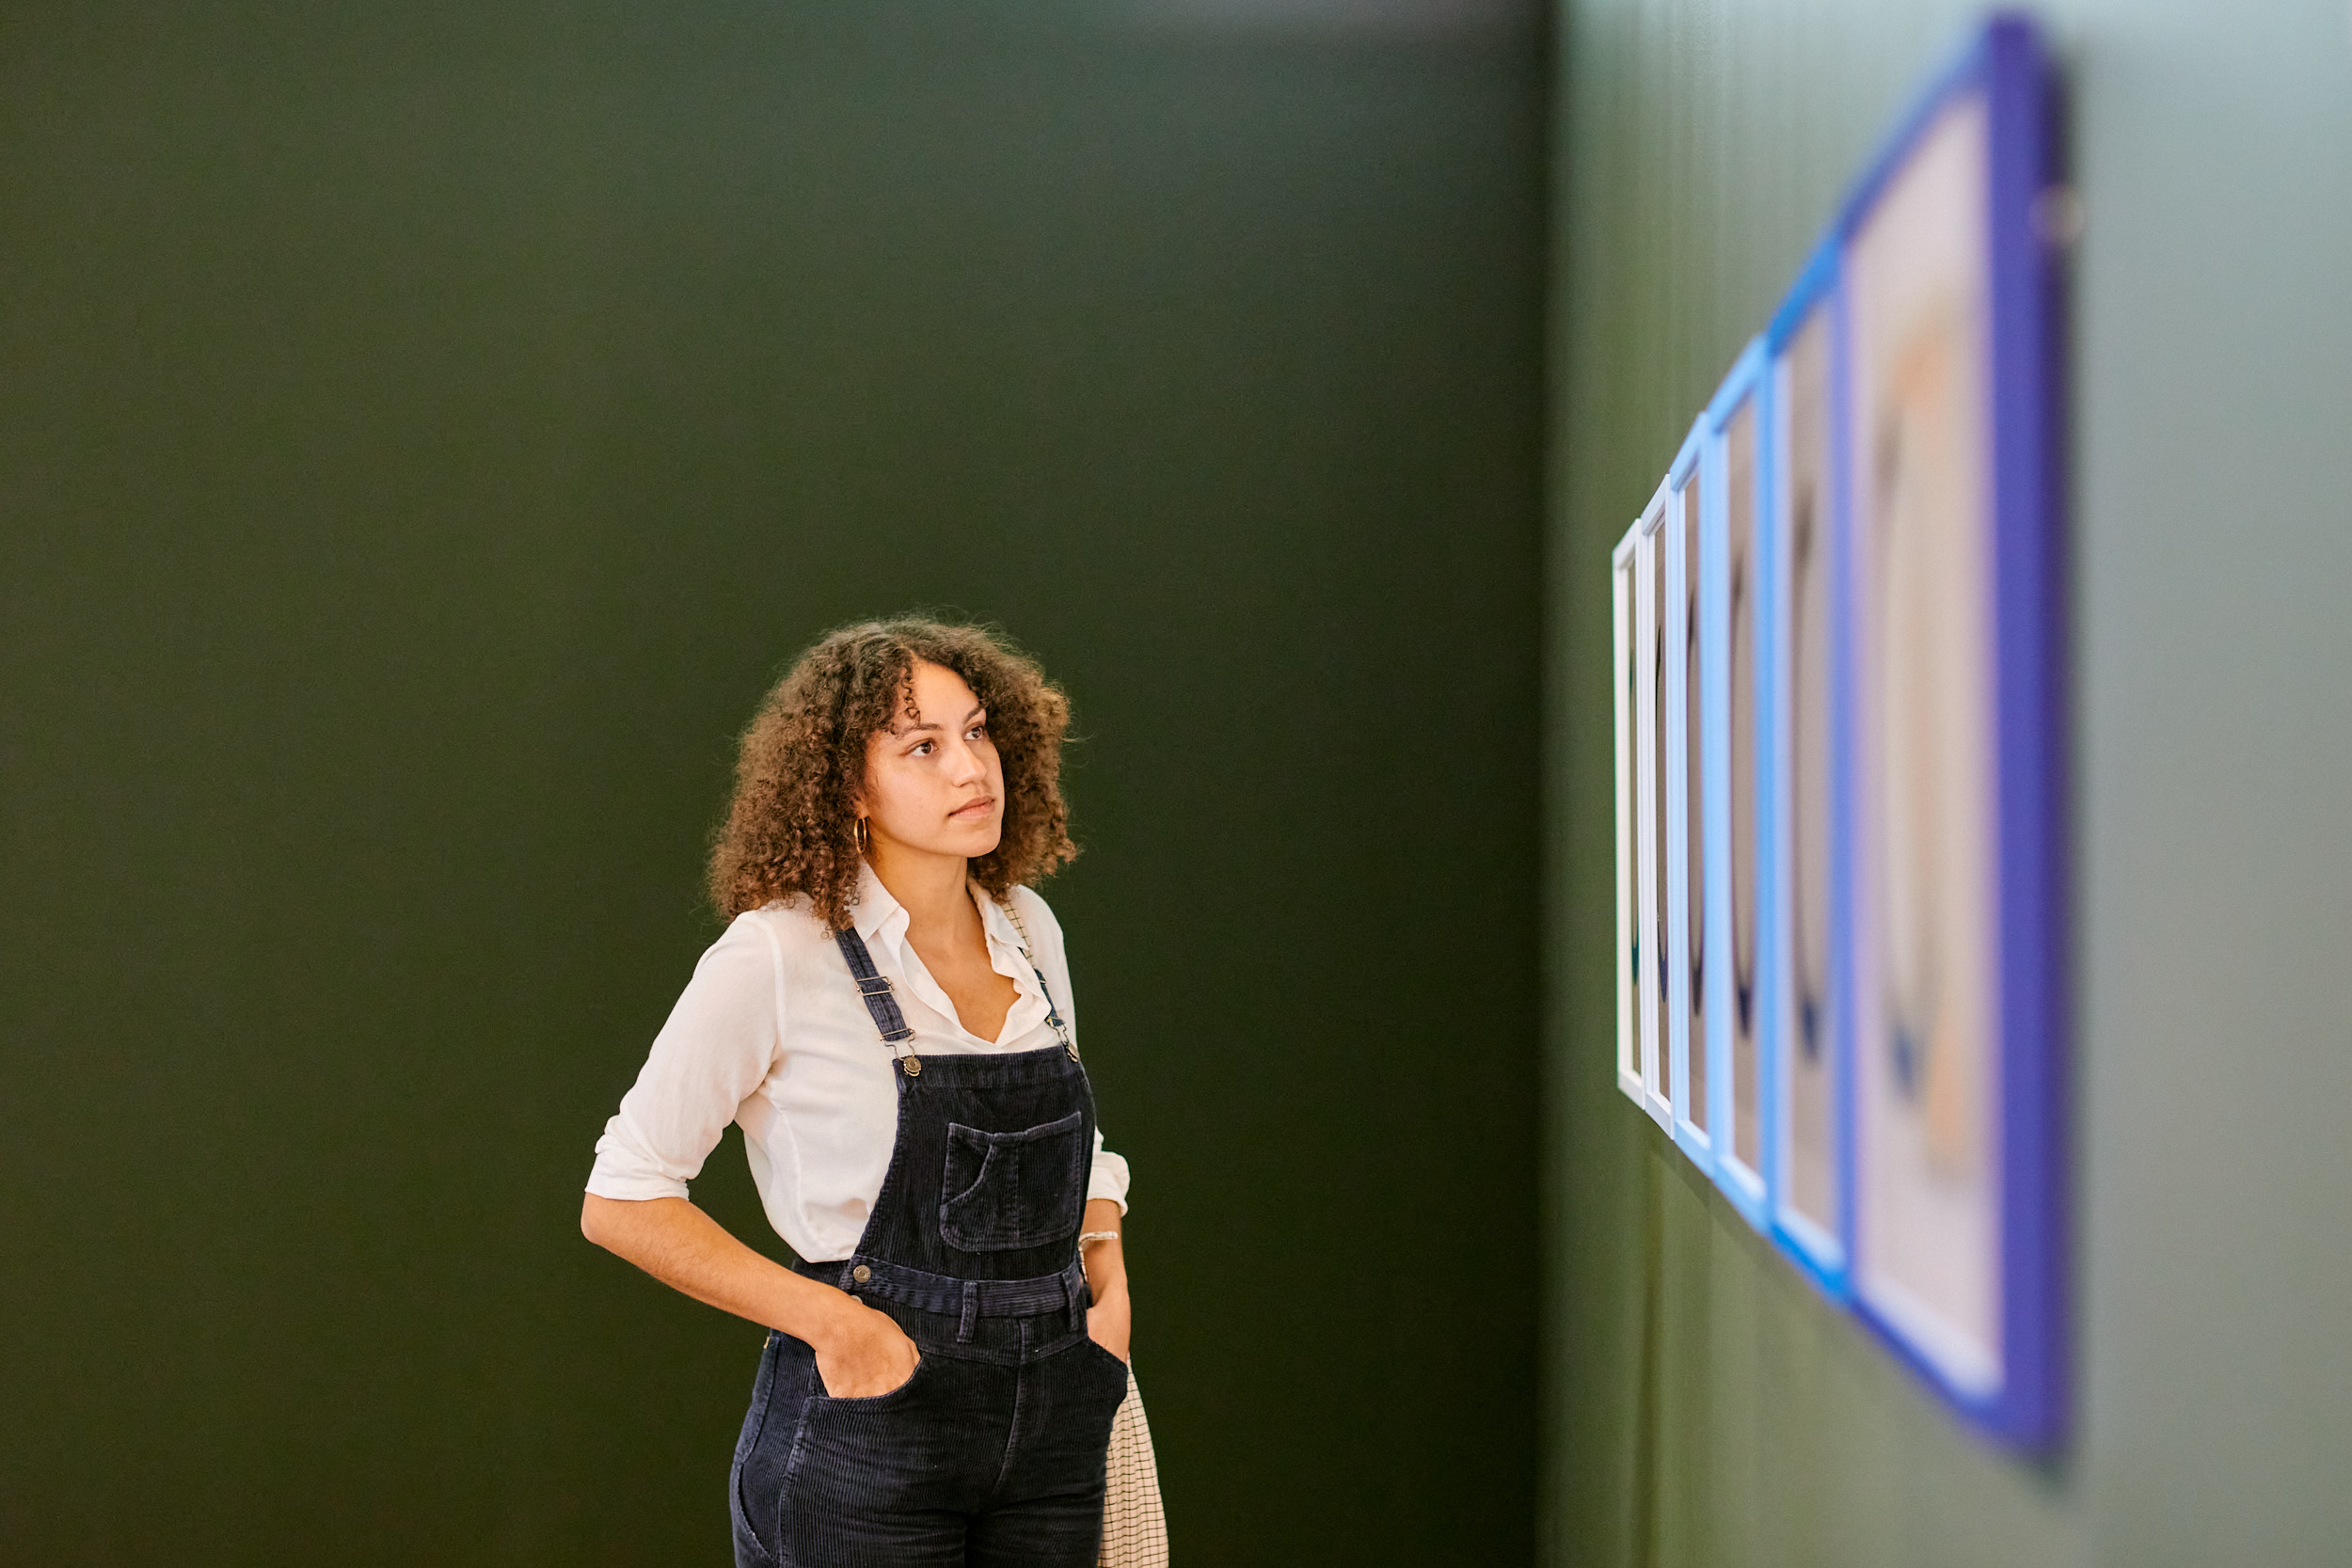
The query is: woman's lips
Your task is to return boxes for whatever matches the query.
[950,796,996,820]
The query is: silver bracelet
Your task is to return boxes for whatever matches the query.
[1078,1230,1121,1246]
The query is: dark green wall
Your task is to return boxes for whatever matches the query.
[1543,2,2352,1564]
[0,5,1544,1561]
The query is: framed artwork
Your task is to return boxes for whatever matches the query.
[1702,340,1772,1229]
[1612,519,1646,1111]
[1764,239,1851,1300]
[1629,482,1675,1132]
[1664,419,1715,1175]
[1838,15,2065,1448]
[1596,7,2063,1453]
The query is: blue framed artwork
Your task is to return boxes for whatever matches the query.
[1761,237,1851,1303]
[1701,340,1772,1229]
[1837,13,2065,1449]
[1664,419,1716,1175]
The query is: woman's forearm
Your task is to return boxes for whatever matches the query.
[581,1193,861,1347]
[1080,1197,1127,1301]
[1079,1197,1131,1360]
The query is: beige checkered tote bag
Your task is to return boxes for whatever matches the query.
[1099,1365,1168,1567]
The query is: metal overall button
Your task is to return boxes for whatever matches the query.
[902,1056,923,1077]
[851,1264,872,1284]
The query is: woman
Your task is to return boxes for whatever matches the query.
[581,617,1134,1568]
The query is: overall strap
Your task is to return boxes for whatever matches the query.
[833,927,914,1045]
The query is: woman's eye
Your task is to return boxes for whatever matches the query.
[911,740,933,756]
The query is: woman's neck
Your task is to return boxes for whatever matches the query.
[866,847,982,949]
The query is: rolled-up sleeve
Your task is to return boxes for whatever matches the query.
[1088,1132,1131,1213]
[586,915,782,1202]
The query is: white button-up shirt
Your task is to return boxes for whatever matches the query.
[586,865,1130,1262]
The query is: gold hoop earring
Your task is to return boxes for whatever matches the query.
[852,816,870,854]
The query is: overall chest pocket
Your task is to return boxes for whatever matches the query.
[939,1109,1088,1253]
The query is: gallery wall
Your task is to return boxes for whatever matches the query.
[1543,1,2352,1564]
[0,4,1545,1561]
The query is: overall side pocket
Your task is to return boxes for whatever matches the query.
[731,1334,814,1568]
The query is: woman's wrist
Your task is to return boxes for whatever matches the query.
[789,1278,876,1353]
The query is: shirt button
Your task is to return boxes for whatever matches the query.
[851,1265,872,1284]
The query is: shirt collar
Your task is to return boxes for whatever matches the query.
[850,864,1027,963]
[849,862,908,944]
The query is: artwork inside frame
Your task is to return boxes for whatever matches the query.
[1764,247,1851,1301]
[1703,341,1772,1228]
[1664,420,1715,1175]
[1839,16,2066,1448]
[1612,522,1645,1112]
[1847,77,2004,1405]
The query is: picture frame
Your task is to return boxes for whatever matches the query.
[1664,418,1716,1175]
[1837,14,2066,1449]
[1763,237,1852,1302]
[1629,481,1675,1132]
[1701,339,1772,1229]
[1612,519,1646,1112]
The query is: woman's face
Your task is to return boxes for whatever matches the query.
[859,658,1004,864]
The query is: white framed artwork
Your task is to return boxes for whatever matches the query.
[1630,481,1674,1132]
[1612,520,1646,1111]
[1665,421,1715,1174]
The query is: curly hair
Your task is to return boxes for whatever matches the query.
[709,617,1077,928]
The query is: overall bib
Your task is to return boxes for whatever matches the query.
[729,926,1130,1568]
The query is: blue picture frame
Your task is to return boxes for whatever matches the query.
[1700,340,1773,1230]
[1760,236,1852,1306]
[1663,417,1717,1177]
[1834,13,2066,1449]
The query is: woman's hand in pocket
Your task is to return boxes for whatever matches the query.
[1081,1200,1131,1362]
[813,1295,921,1397]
